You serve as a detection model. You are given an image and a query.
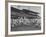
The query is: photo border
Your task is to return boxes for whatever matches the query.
[5,1,45,36]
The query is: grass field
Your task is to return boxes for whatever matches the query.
[11,24,41,31]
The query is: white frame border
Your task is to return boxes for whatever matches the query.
[8,2,44,35]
